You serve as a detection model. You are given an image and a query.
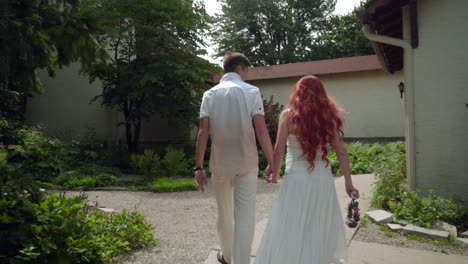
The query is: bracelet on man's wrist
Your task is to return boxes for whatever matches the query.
[193,167,203,172]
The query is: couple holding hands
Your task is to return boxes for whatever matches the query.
[194,52,359,264]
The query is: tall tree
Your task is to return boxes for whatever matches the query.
[212,0,372,66]
[0,0,108,122]
[312,2,373,59]
[212,0,337,66]
[84,0,218,153]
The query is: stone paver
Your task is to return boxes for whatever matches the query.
[402,224,450,240]
[456,237,468,245]
[433,220,457,237]
[387,223,404,231]
[367,210,394,224]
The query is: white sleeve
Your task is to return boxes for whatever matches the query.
[251,90,265,116]
[199,92,211,118]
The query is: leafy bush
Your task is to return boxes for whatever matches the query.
[370,141,467,228]
[131,149,162,179]
[0,193,157,263]
[328,142,388,176]
[263,95,284,144]
[389,191,467,228]
[149,178,197,192]
[162,147,189,177]
[86,209,158,262]
[131,147,190,179]
[54,164,118,189]
[371,143,407,209]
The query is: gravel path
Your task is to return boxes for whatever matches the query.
[64,179,281,264]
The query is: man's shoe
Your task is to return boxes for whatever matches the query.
[217,251,229,264]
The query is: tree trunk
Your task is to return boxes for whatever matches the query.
[125,120,135,153]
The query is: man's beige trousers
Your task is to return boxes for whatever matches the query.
[212,168,258,264]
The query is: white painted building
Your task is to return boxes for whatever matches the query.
[358,0,468,202]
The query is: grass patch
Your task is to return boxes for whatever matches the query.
[379,225,389,232]
[384,231,396,237]
[432,237,455,246]
[149,178,198,193]
[406,233,423,240]
[359,216,368,228]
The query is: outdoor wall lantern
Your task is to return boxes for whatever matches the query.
[398,82,405,99]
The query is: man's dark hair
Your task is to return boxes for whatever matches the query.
[223,52,251,73]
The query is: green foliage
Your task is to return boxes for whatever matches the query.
[213,0,372,66]
[370,142,407,209]
[0,0,108,121]
[312,3,373,60]
[149,178,198,193]
[162,147,189,177]
[84,0,219,153]
[131,147,191,179]
[131,149,162,179]
[0,193,157,263]
[432,236,455,245]
[369,141,467,228]
[359,215,368,228]
[388,190,466,228]
[406,233,423,240]
[213,0,337,66]
[384,232,395,238]
[86,209,158,262]
[263,96,284,144]
[328,142,388,176]
[379,225,388,232]
[54,168,117,189]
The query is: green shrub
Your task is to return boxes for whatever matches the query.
[131,149,162,179]
[328,142,388,175]
[53,164,118,189]
[370,141,467,228]
[0,193,157,263]
[86,209,158,262]
[371,142,407,209]
[149,178,197,192]
[54,171,117,189]
[389,190,466,228]
[162,147,189,177]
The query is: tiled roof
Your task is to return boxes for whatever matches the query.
[211,55,381,83]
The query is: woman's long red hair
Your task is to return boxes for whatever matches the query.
[288,75,344,169]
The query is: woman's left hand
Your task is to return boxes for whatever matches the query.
[346,183,360,199]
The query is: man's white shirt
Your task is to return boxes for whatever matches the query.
[200,72,264,174]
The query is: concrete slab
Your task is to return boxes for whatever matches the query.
[387,223,404,231]
[456,237,468,245]
[403,224,450,240]
[367,210,394,224]
[348,240,468,264]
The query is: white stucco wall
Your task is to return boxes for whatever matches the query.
[26,63,188,143]
[249,70,405,139]
[411,0,468,201]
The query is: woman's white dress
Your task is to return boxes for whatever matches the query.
[254,135,347,264]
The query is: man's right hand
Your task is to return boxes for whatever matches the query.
[265,165,279,184]
[195,169,208,192]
